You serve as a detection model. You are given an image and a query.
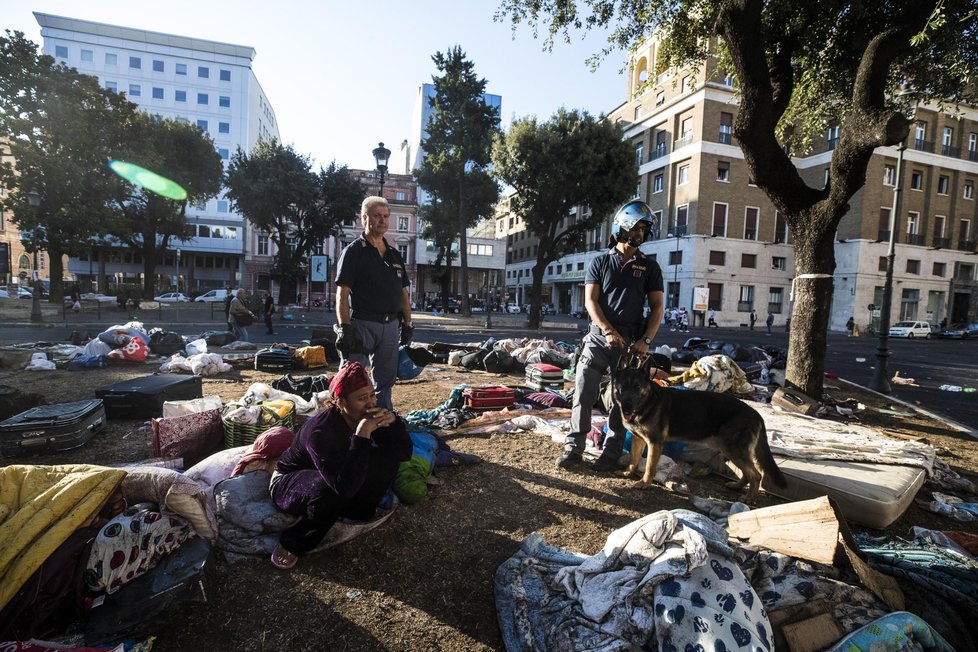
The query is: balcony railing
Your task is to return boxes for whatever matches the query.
[941,144,960,158]
[668,225,688,237]
[933,237,950,249]
[958,239,978,252]
[913,138,935,153]
[905,233,925,246]
[718,132,732,145]
[969,150,978,162]
[673,133,693,150]
[737,301,753,312]
[827,137,839,150]
[877,229,891,242]
[767,303,783,315]
[651,143,668,160]
[744,229,756,240]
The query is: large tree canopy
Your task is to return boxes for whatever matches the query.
[497,0,978,397]
[108,112,224,299]
[415,46,501,315]
[0,31,136,302]
[492,108,636,327]
[225,140,364,305]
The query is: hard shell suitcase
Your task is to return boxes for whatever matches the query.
[85,537,214,644]
[95,374,203,420]
[463,386,516,410]
[525,363,565,391]
[0,399,105,458]
[255,347,294,372]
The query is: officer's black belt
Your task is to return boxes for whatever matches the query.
[352,310,402,324]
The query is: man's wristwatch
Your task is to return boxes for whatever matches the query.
[642,336,653,346]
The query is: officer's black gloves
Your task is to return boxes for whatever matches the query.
[334,323,361,355]
[400,322,414,346]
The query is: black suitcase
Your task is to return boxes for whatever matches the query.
[255,347,294,371]
[95,374,203,419]
[85,537,214,644]
[0,399,105,458]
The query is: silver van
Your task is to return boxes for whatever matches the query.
[194,289,229,303]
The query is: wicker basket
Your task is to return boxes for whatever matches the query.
[221,401,296,448]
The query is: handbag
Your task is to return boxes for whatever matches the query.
[234,313,254,327]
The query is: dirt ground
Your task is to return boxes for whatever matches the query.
[2,354,978,651]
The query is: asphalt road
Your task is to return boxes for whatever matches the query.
[2,313,975,432]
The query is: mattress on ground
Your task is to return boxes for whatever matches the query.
[685,443,926,529]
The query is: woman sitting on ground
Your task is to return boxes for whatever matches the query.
[269,362,412,570]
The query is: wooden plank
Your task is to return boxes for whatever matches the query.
[726,496,839,564]
[782,613,844,652]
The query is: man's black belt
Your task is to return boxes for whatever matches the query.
[352,310,402,324]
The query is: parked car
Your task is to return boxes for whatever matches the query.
[154,292,191,303]
[506,303,521,314]
[194,289,229,303]
[0,285,33,299]
[430,298,460,314]
[888,320,933,338]
[938,322,978,339]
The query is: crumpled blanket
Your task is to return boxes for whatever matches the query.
[404,383,469,426]
[239,382,321,416]
[160,352,232,376]
[756,403,936,474]
[214,470,299,559]
[0,464,127,611]
[667,354,754,394]
[496,509,771,651]
[223,405,260,424]
[824,611,955,652]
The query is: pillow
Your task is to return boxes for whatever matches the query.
[185,446,250,490]
[121,466,215,540]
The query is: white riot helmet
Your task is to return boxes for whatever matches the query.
[611,200,656,246]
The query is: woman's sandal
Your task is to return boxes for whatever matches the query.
[270,544,298,570]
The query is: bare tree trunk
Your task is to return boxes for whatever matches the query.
[458,184,470,316]
[46,243,66,303]
[527,264,545,329]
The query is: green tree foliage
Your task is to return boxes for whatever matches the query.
[497,0,978,397]
[108,112,224,299]
[225,140,364,305]
[415,47,501,315]
[493,108,635,327]
[0,31,135,302]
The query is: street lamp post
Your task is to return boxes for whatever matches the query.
[26,189,43,323]
[372,142,391,196]
[176,249,181,293]
[870,139,907,394]
[484,271,493,329]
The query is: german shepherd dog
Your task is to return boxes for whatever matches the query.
[611,356,787,503]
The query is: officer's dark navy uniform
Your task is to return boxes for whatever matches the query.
[558,200,664,471]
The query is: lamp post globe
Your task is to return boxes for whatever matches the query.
[26,189,43,323]
[372,142,391,195]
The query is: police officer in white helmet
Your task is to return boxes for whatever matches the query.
[556,200,665,472]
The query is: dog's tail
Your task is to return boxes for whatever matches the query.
[757,422,788,488]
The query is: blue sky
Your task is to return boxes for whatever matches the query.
[1,1,628,170]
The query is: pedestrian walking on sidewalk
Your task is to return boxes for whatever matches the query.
[846,316,855,337]
[749,309,757,331]
[766,312,774,335]
[264,292,276,335]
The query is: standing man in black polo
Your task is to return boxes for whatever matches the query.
[557,200,664,472]
[334,196,413,411]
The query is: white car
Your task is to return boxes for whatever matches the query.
[0,286,33,299]
[195,289,230,303]
[506,303,521,314]
[888,320,933,339]
[154,292,191,303]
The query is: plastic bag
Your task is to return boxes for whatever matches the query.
[186,339,208,356]
[25,352,56,370]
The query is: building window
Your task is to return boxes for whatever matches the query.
[80,49,93,62]
[653,174,664,193]
[105,53,117,65]
[128,84,141,97]
[933,262,946,277]
[823,167,830,188]
[938,175,949,195]
[669,250,682,266]
[883,164,896,186]
[910,171,923,190]
[104,81,117,92]
[768,287,784,313]
[934,215,946,241]
[681,75,692,93]
[635,143,644,165]
[739,285,754,311]
[969,133,977,153]
[634,105,642,120]
[217,200,228,213]
[826,124,840,149]
[677,164,689,185]
[395,191,406,201]
[220,69,231,82]
[709,250,726,265]
[655,92,665,107]
[219,96,230,108]
[55,45,68,58]
[218,122,230,133]
[197,119,208,131]
[398,216,409,231]
[675,204,688,235]
[712,203,728,237]
[198,66,209,78]
[907,211,919,236]
[129,56,141,69]
[772,256,786,271]
[176,62,187,75]
[719,112,733,144]
[878,256,888,272]
[717,161,730,182]
[964,180,974,200]
[741,253,757,268]
[175,90,186,102]
[774,211,788,243]
[197,93,208,105]
[152,87,164,100]
[707,283,723,311]
[900,288,920,321]
[152,59,164,72]
[744,207,759,240]
[218,148,229,160]
[906,259,920,274]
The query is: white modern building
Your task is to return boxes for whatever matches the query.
[35,12,280,294]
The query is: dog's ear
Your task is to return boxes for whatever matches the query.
[642,353,659,378]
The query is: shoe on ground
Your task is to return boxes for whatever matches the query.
[556,451,584,470]
[590,456,621,472]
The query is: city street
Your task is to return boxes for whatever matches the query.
[1,310,975,432]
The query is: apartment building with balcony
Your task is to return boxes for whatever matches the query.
[35,12,280,295]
